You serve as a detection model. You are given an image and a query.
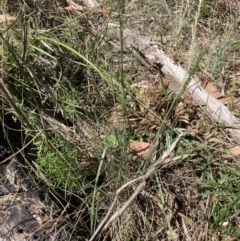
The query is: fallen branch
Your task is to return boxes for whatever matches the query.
[82,0,240,144]
[89,132,186,241]
[106,24,240,144]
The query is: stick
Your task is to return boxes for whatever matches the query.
[89,132,186,241]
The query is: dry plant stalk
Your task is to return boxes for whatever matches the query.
[89,132,186,241]
[0,133,40,164]
[0,78,33,130]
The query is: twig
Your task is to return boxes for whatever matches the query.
[89,132,186,241]
[0,133,40,164]
[0,78,33,130]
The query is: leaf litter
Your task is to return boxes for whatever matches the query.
[1,0,240,240]
[101,1,240,239]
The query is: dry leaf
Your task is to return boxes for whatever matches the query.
[65,0,84,11]
[208,137,225,144]
[219,97,238,105]
[129,142,150,158]
[187,127,198,137]
[0,14,16,22]
[201,80,222,99]
[102,8,109,18]
[108,108,125,131]
[229,146,240,156]
[201,80,238,105]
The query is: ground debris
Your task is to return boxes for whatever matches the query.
[0,141,78,241]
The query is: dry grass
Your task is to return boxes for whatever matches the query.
[0,0,240,240]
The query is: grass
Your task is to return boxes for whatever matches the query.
[0,0,240,240]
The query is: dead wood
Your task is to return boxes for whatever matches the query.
[106,23,240,144]
[89,132,186,241]
[82,0,240,144]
